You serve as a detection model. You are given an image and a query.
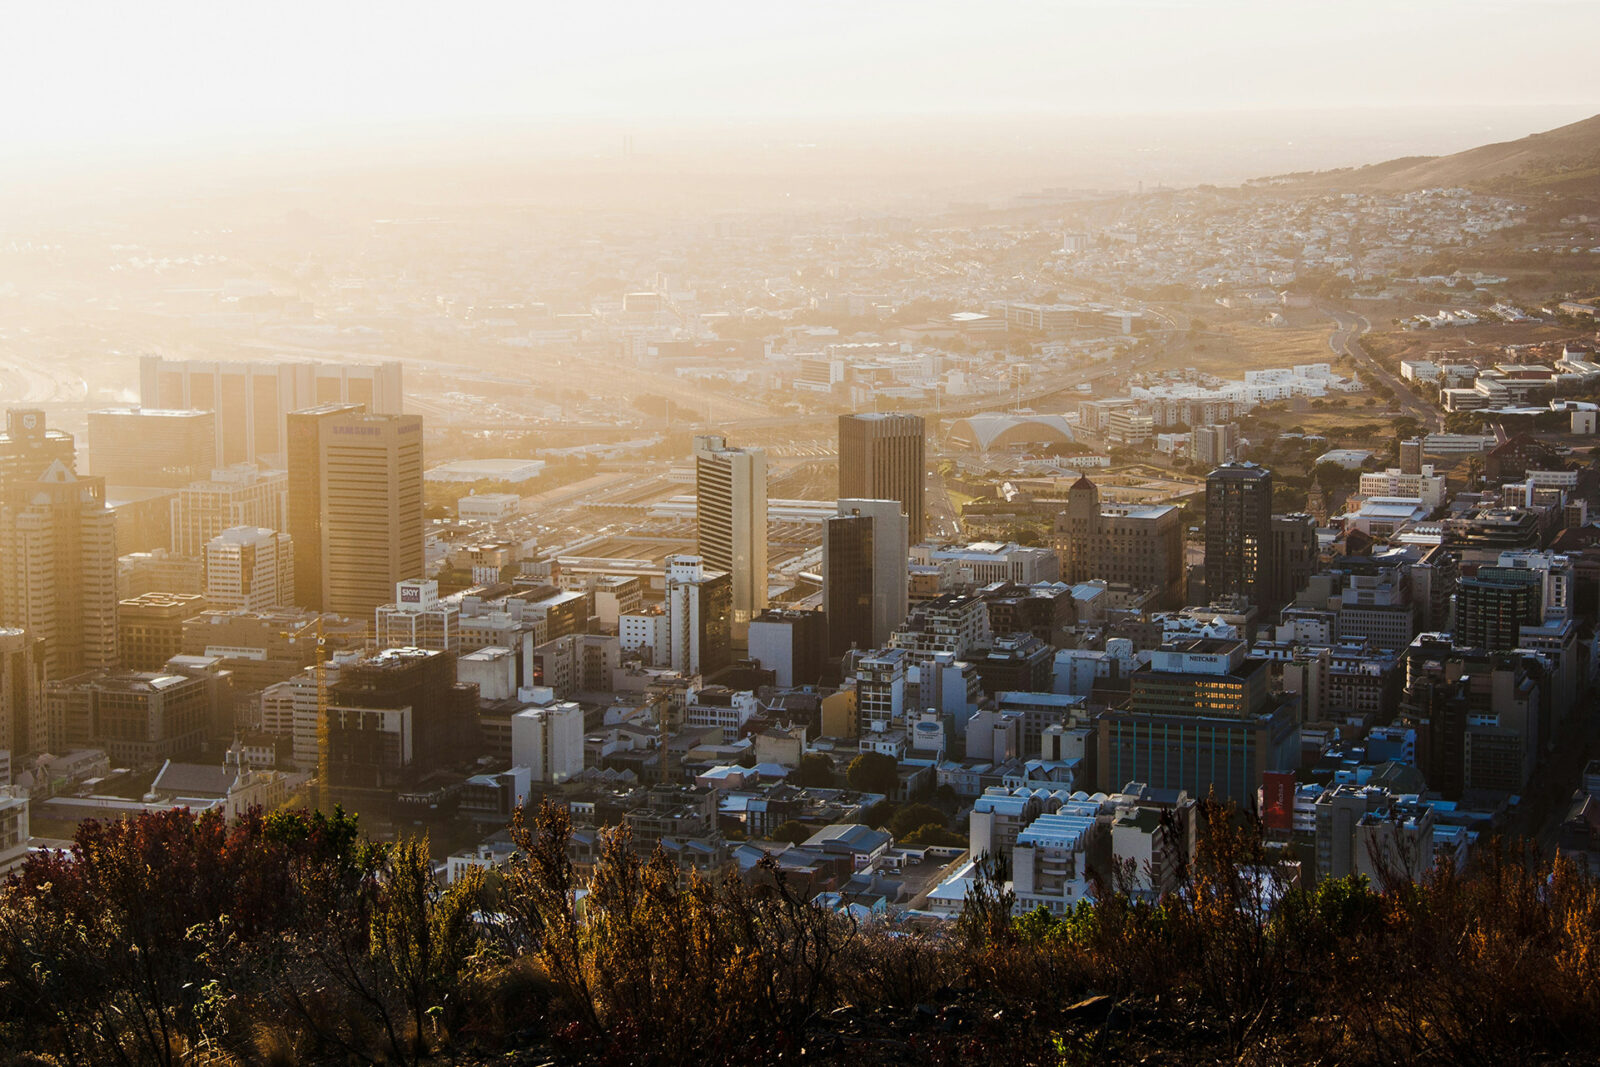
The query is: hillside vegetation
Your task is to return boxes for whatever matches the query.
[2,802,1600,1065]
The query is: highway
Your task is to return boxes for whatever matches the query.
[1324,307,1442,433]
[0,350,89,405]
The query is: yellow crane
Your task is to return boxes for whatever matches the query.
[313,616,330,812]
[279,613,373,813]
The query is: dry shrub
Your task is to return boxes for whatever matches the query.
[837,924,959,1009]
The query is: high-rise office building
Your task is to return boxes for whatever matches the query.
[838,413,925,546]
[0,629,45,758]
[325,647,474,791]
[1268,513,1319,611]
[0,461,118,678]
[1456,567,1543,651]
[0,409,75,497]
[87,408,218,488]
[693,434,767,633]
[823,499,909,656]
[1204,463,1274,607]
[204,526,295,612]
[139,355,403,467]
[1053,476,1185,607]
[170,464,288,557]
[1095,638,1299,804]
[117,591,207,671]
[286,404,424,618]
[664,555,732,677]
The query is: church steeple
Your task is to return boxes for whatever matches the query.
[1307,474,1328,525]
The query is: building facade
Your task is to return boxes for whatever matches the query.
[823,498,910,656]
[838,413,925,546]
[664,555,732,677]
[1053,476,1185,608]
[204,526,294,612]
[0,461,119,678]
[171,464,288,557]
[1204,463,1274,608]
[87,408,218,488]
[139,355,403,467]
[286,404,424,618]
[693,434,768,633]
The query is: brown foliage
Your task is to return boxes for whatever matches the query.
[7,799,1600,1064]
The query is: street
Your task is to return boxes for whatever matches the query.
[1324,306,1443,433]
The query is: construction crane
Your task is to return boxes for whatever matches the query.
[650,687,674,786]
[313,616,330,813]
[279,613,374,813]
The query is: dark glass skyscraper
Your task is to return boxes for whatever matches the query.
[1205,462,1273,608]
[838,413,925,546]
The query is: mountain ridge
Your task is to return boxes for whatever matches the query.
[1254,112,1600,197]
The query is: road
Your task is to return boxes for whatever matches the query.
[1324,307,1442,433]
[0,350,89,405]
[925,466,963,541]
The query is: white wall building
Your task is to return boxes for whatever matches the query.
[1011,803,1103,915]
[458,646,518,702]
[204,526,294,612]
[511,700,584,783]
[457,493,522,523]
[664,555,731,676]
[375,579,460,652]
[1358,466,1446,510]
[683,686,759,742]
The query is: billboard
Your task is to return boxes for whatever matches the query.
[1262,770,1296,832]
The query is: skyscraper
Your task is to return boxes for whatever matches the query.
[664,555,732,677]
[87,408,218,488]
[171,464,288,557]
[286,404,424,618]
[0,409,75,496]
[693,434,767,632]
[1204,463,1274,607]
[823,499,909,656]
[1268,513,1319,611]
[0,628,45,758]
[204,526,295,612]
[838,413,925,546]
[139,355,403,467]
[1456,567,1543,651]
[0,461,118,677]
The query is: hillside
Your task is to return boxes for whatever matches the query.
[7,802,1600,1065]
[1258,113,1600,198]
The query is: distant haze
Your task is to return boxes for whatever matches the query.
[1,1,1595,212]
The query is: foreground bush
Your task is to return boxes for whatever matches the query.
[2,798,1600,1064]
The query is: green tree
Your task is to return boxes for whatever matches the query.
[847,752,900,796]
[771,820,813,845]
[888,803,949,840]
[370,836,485,1065]
[792,752,838,788]
[901,824,965,848]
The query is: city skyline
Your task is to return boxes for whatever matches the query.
[5,11,1600,1060]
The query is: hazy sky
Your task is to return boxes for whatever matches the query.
[3,0,1595,157]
